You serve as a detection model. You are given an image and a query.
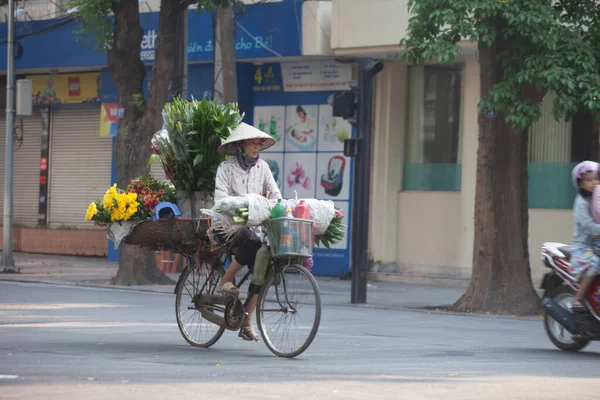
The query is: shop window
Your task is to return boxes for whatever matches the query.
[528,92,595,209]
[403,65,463,191]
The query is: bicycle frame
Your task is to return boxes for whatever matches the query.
[174,230,321,357]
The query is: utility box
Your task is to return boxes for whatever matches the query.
[16,79,32,116]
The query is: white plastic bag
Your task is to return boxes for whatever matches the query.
[303,199,335,235]
[206,195,336,236]
[213,196,249,213]
[247,195,334,235]
[247,193,273,226]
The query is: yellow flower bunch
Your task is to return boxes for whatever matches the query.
[109,192,139,222]
[85,202,98,222]
[103,184,118,210]
[86,176,170,226]
[92,184,141,222]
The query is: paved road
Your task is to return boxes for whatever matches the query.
[1,281,599,400]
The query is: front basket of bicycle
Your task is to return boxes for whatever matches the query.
[265,217,313,260]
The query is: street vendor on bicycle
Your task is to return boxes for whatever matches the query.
[214,122,280,342]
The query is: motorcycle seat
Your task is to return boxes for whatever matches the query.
[558,246,572,260]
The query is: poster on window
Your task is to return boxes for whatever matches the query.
[283,153,316,199]
[262,153,284,191]
[318,105,351,152]
[316,153,351,201]
[253,106,285,152]
[285,105,318,152]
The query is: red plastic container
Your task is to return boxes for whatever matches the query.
[294,200,312,245]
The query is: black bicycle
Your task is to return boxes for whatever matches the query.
[174,217,322,358]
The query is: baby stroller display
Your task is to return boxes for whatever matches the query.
[320,156,346,197]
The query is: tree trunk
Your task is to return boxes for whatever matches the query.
[107,0,191,286]
[592,118,600,161]
[214,5,238,104]
[451,19,540,315]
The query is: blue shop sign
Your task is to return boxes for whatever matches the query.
[187,1,301,62]
[140,1,301,63]
[101,63,214,103]
[0,1,302,70]
[0,18,107,70]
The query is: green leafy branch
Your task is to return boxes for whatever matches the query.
[399,0,600,130]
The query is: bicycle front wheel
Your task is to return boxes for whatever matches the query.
[257,263,321,358]
[175,261,225,348]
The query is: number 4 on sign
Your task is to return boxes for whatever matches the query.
[254,67,263,85]
[265,65,273,80]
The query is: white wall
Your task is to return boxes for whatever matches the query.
[369,61,405,263]
[0,0,57,21]
[529,209,573,283]
[0,0,279,21]
[396,191,462,267]
[331,0,410,52]
[369,53,567,286]
[302,0,333,56]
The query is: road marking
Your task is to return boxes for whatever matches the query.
[0,303,124,311]
[0,375,18,379]
[0,322,178,329]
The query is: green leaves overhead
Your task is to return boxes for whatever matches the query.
[69,0,114,51]
[400,0,600,130]
[155,97,243,194]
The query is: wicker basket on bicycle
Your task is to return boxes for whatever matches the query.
[122,217,213,255]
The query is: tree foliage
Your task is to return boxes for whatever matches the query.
[399,0,600,130]
[398,0,600,315]
[69,0,113,50]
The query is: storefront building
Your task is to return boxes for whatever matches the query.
[0,1,354,277]
[0,0,584,284]
[328,0,588,285]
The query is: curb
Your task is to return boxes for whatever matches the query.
[0,277,540,321]
[0,277,352,297]
[0,278,175,295]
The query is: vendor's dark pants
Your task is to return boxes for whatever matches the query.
[218,229,263,297]
[226,228,262,271]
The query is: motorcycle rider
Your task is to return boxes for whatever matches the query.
[570,161,600,312]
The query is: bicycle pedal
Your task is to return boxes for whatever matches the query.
[218,291,239,298]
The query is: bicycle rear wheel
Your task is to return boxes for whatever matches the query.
[257,263,321,358]
[175,260,225,347]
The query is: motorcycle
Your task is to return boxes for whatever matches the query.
[540,242,600,351]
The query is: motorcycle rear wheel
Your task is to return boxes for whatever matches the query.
[544,286,590,352]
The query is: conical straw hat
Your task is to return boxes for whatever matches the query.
[218,122,276,155]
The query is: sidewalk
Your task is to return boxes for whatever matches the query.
[0,252,465,310]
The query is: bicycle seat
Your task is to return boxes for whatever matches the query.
[558,246,572,260]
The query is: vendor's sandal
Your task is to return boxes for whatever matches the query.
[239,325,260,342]
[572,300,588,313]
[218,282,239,295]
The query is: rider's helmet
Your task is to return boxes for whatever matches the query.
[153,202,182,221]
[571,160,600,190]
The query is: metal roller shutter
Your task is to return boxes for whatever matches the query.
[48,106,112,228]
[0,111,43,227]
[150,158,168,182]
